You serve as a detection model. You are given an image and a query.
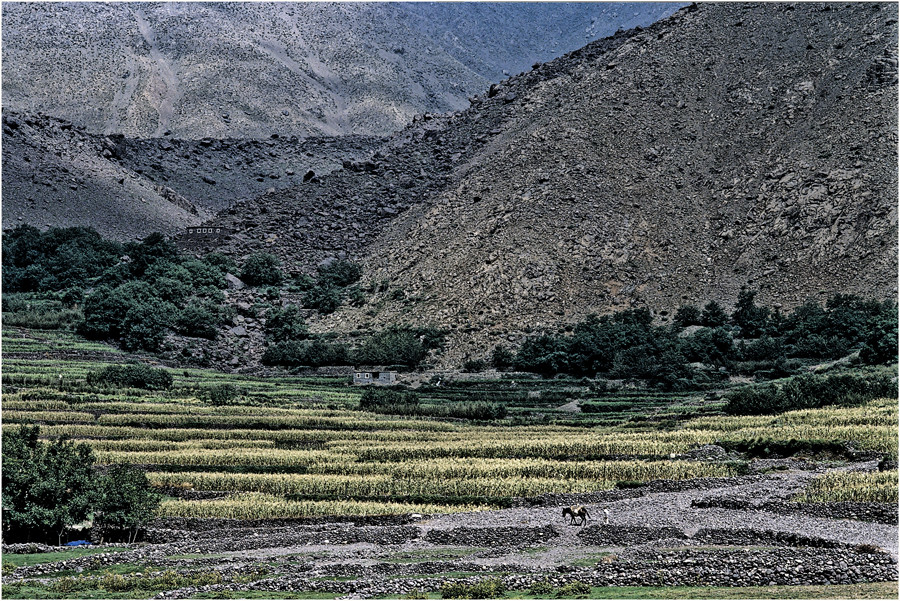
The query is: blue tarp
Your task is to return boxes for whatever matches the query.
[65,540,91,546]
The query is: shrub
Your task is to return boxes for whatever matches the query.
[441,579,505,599]
[262,340,351,367]
[86,363,173,390]
[2,225,123,292]
[462,359,487,372]
[175,303,221,339]
[240,253,283,287]
[701,301,729,327]
[265,304,309,343]
[355,328,430,368]
[208,384,241,405]
[724,371,896,415]
[491,345,515,371]
[731,288,770,337]
[120,297,176,352]
[303,284,343,314]
[316,260,363,287]
[740,335,785,362]
[529,580,554,595]
[674,305,702,328]
[859,304,899,365]
[359,388,420,411]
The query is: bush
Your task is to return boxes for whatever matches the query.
[2,225,124,293]
[208,384,241,405]
[265,304,308,343]
[441,579,505,599]
[262,339,350,367]
[359,388,420,411]
[674,305,702,328]
[724,371,896,415]
[87,363,173,390]
[354,328,430,368]
[303,284,343,314]
[491,345,515,371]
[94,464,161,543]
[701,301,729,327]
[731,288,770,337]
[2,425,96,544]
[529,580,554,595]
[240,253,283,287]
[462,359,487,372]
[175,303,222,339]
[316,260,363,287]
[859,304,898,365]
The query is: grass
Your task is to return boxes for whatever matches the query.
[384,548,485,564]
[569,552,617,567]
[388,582,900,599]
[1,583,153,599]
[190,593,340,600]
[1,547,128,569]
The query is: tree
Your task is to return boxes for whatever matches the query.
[240,253,283,287]
[265,304,308,342]
[700,301,729,328]
[316,260,363,287]
[2,425,96,544]
[731,288,770,337]
[354,328,428,368]
[673,305,702,328]
[94,465,161,543]
[491,346,515,371]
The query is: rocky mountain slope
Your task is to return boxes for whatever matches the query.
[2,111,377,240]
[2,2,676,139]
[190,2,898,365]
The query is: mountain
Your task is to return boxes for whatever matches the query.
[2,2,677,139]
[188,2,898,365]
[1,111,377,240]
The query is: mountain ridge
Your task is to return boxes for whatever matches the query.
[182,2,897,365]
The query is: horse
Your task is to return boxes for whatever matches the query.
[562,505,591,526]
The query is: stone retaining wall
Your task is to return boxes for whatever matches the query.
[691,499,898,525]
[424,525,559,547]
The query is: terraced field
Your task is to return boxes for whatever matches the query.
[2,327,897,521]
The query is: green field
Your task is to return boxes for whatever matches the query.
[3,327,896,520]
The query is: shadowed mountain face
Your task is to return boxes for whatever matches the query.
[2,2,677,138]
[188,3,897,364]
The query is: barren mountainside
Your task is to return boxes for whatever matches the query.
[2,2,676,138]
[190,2,898,365]
[1,111,377,240]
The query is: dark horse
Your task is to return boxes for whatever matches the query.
[562,505,590,526]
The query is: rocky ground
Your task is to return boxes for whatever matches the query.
[177,2,898,368]
[4,461,897,599]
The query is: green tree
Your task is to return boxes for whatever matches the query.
[701,301,729,327]
[731,288,770,337]
[265,304,308,342]
[355,328,428,368]
[240,253,283,287]
[491,346,515,371]
[2,425,96,544]
[303,284,343,314]
[316,260,363,287]
[94,465,161,543]
[859,303,899,365]
[674,305,702,328]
